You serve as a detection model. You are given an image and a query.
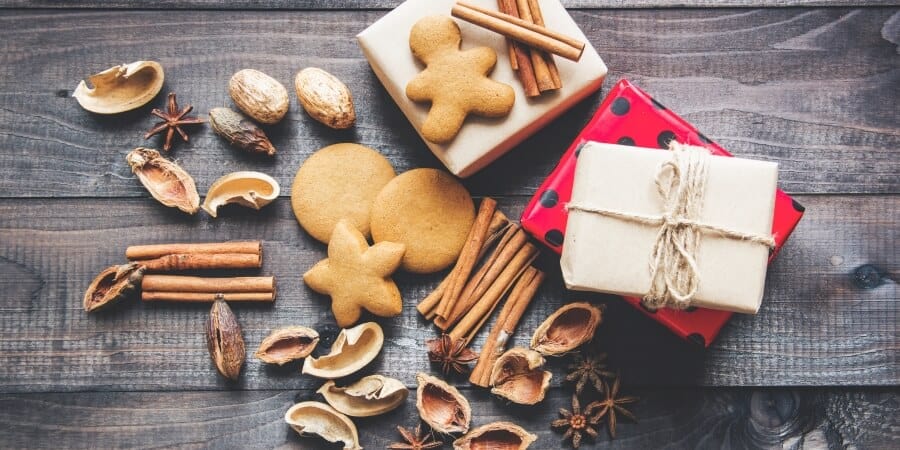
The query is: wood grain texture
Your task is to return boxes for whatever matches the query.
[0,195,895,392]
[0,388,897,449]
[0,8,897,198]
[2,0,898,9]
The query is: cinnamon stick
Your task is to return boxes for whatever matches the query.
[515,0,557,92]
[142,291,275,303]
[437,198,498,320]
[138,253,262,272]
[142,275,274,293]
[453,1,585,62]
[126,241,261,260]
[470,268,544,386]
[447,242,537,343]
[437,226,526,330]
[523,0,561,90]
[498,0,538,97]
[469,267,537,386]
[418,213,511,320]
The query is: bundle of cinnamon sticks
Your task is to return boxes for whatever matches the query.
[417,197,544,386]
[452,0,587,96]
[127,241,276,303]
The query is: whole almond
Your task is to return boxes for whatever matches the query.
[206,300,245,380]
[294,68,355,129]
[229,69,289,124]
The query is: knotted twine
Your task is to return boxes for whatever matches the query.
[566,142,775,310]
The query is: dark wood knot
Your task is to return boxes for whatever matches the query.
[853,265,884,289]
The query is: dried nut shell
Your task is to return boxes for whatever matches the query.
[294,68,356,129]
[255,326,319,365]
[415,372,471,434]
[126,147,200,214]
[530,302,602,355]
[489,348,551,405]
[201,171,280,217]
[284,401,362,450]
[317,374,408,417]
[229,69,289,124]
[453,422,538,450]
[208,107,276,156]
[73,61,164,114]
[302,322,383,379]
[206,300,245,380]
[83,263,145,312]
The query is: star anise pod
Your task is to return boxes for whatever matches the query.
[551,394,602,448]
[586,375,638,439]
[144,92,204,151]
[566,352,616,394]
[388,424,443,449]
[426,334,477,375]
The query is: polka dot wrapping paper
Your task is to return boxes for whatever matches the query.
[521,79,806,347]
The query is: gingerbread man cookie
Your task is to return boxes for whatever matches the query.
[406,15,515,144]
[303,219,405,327]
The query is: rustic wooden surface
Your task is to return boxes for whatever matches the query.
[0,2,897,449]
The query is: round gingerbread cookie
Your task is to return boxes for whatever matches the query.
[370,168,474,274]
[292,143,396,243]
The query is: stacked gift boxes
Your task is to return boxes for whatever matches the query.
[521,79,805,346]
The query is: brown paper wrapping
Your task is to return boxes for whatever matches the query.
[357,0,607,178]
[560,142,778,314]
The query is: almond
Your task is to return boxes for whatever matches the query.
[228,69,289,124]
[294,68,355,129]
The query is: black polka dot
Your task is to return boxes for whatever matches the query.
[55,89,69,98]
[854,265,884,289]
[539,190,559,208]
[545,229,564,247]
[684,306,698,313]
[617,136,635,146]
[687,333,706,347]
[791,199,806,213]
[610,97,630,116]
[697,132,712,144]
[657,130,676,149]
[650,97,667,110]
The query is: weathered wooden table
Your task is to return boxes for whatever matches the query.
[0,1,897,448]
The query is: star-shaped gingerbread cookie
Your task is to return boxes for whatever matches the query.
[303,219,405,327]
[406,15,515,144]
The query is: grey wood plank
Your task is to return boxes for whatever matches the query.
[0,388,897,449]
[2,0,898,10]
[0,8,897,198]
[0,195,895,392]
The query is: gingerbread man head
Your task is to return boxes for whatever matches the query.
[406,15,515,144]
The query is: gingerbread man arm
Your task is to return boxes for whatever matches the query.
[460,47,498,75]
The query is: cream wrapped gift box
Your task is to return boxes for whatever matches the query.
[560,142,778,314]
[357,0,607,178]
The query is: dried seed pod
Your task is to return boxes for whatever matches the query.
[294,67,356,129]
[415,372,471,434]
[73,61,164,114]
[255,326,319,365]
[126,147,200,214]
[201,171,280,218]
[489,347,551,405]
[302,322,383,379]
[208,107,276,156]
[229,69,289,124]
[453,421,537,450]
[317,374,408,417]
[206,300,245,380]
[83,263,145,312]
[530,301,602,356]
[284,401,362,450]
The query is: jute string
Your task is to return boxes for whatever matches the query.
[566,142,775,310]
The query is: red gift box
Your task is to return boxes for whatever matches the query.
[522,79,805,346]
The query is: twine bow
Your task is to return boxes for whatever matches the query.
[566,142,775,310]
